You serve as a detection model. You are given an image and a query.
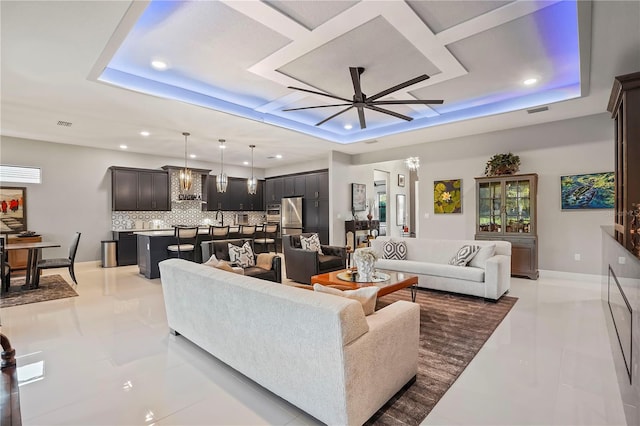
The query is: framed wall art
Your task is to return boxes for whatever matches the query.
[0,186,27,233]
[560,172,614,210]
[434,179,462,214]
[398,174,405,187]
[351,183,367,212]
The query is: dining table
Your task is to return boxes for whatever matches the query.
[5,241,60,289]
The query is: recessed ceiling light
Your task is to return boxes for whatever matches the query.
[140,131,150,137]
[344,124,353,130]
[151,60,168,70]
[120,144,128,149]
[275,154,282,159]
[243,161,249,165]
[190,154,196,158]
[523,78,538,86]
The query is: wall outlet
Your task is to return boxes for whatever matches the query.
[574,253,581,261]
[619,256,626,265]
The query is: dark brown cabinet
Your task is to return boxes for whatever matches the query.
[475,173,538,279]
[608,71,640,257]
[112,231,138,266]
[111,167,170,211]
[206,176,264,211]
[304,198,329,244]
[265,178,283,203]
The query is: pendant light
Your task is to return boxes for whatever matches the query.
[179,132,193,192]
[216,139,228,193]
[247,144,257,195]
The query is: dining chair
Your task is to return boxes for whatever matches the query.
[209,225,230,240]
[254,223,279,253]
[1,237,11,294]
[167,226,198,261]
[34,232,81,286]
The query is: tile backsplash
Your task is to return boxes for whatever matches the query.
[112,170,265,230]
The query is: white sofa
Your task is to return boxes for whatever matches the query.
[159,258,420,425]
[370,237,511,300]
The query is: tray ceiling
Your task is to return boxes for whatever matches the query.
[95,0,585,144]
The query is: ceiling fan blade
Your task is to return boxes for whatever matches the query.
[350,67,365,102]
[368,74,430,101]
[369,99,444,105]
[288,86,351,103]
[365,104,413,122]
[283,103,352,111]
[357,106,366,129]
[316,106,353,126]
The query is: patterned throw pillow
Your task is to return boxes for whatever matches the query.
[228,241,255,268]
[448,245,480,266]
[383,240,407,260]
[300,234,323,255]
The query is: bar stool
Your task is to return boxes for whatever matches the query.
[239,225,257,242]
[254,223,279,253]
[167,226,198,260]
[209,225,230,240]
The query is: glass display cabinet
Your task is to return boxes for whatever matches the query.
[475,173,538,279]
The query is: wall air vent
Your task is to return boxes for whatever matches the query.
[56,120,73,127]
[527,106,549,114]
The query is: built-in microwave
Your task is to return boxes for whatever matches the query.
[266,203,281,223]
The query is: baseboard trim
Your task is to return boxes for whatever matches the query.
[538,269,601,283]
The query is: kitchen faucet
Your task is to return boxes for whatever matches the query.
[215,210,223,226]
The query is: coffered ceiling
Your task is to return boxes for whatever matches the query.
[1,1,638,168]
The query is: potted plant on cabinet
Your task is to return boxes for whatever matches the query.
[484,152,521,176]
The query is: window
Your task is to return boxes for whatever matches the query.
[0,165,41,184]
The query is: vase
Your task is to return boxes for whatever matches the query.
[354,257,374,282]
[367,213,373,221]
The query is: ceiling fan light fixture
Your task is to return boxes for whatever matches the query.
[179,132,193,193]
[216,139,228,193]
[247,145,257,195]
[406,157,420,171]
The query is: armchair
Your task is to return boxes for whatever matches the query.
[282,233,347,284]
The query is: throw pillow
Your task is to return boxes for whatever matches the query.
[215,261,235,273]
[382,240,407,260]
[313,284,379,315]
[468,244,496,269]
[300,234,323,255]
[448,245,480,266]
[256,253,275,271]
[203,254,219,267]
[228,241,255,268]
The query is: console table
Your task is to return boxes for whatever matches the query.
[345,220,379,248]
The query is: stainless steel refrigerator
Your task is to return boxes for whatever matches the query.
[281,197,303,235]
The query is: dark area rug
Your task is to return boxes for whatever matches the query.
[1,275,78,308]
[366,288,518,426]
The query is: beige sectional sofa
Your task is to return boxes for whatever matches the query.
[370,237,511,300]
[159,258,420,425]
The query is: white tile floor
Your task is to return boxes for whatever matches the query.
[0,263,628,425]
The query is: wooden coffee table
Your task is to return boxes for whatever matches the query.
[311,269,418,302]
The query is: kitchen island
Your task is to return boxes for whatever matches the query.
[134,226,246,279]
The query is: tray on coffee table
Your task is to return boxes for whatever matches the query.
[311,269,418,301]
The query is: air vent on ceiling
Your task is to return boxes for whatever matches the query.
[364,140,378,144]
[527,106,549,114]
[56,120,73,127]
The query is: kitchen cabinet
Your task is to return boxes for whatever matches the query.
[265,177,284,203]
[111,167,170,211]
[283,175,305,197]
[475,173,538,279]
[206,176,264,211]
[304,198,329,244]
[112,231,138,266]
[305,171,329,200]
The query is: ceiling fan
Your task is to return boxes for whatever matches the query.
[283,67,443,129]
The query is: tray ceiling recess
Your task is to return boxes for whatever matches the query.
[93,0,586,144]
